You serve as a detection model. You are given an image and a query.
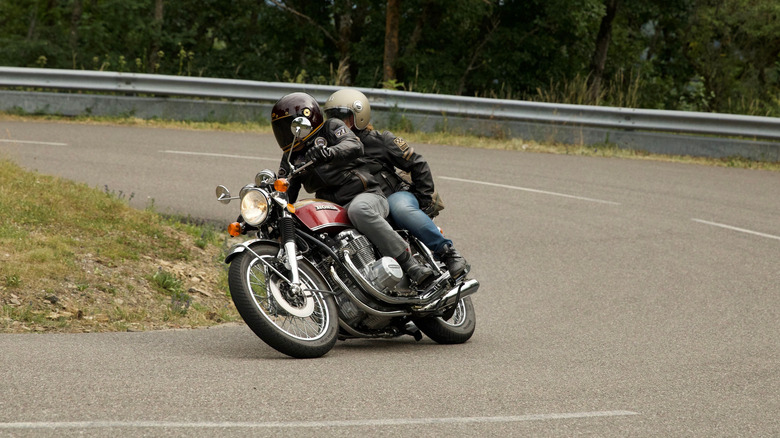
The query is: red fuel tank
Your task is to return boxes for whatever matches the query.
[293,199,351,233]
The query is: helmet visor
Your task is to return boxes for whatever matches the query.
[272,115,296,151]
[324,107,352,121]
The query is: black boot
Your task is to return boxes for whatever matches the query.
[396,251,433,285]
[437,244,470,278]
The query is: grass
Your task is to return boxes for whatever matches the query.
[0,157,238,333]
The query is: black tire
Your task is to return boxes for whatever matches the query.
[413,297,476,344]
[228,243,338,358]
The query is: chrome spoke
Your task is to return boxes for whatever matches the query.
[246,256,328,341]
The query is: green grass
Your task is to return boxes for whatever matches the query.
[0,157,237,333]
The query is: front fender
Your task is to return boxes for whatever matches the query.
[224,239,280,264]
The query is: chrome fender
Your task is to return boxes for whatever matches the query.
[223,238,279,264]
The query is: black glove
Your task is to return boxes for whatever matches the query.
[304,144,333,164]
[419,199,439,218]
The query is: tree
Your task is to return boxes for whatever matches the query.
[69,0,82,68]
[382,0,400,86]
[148,0,164,73]
[588,0,619,103]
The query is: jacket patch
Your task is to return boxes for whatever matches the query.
[334,126,348,138]
[393,136,409,151]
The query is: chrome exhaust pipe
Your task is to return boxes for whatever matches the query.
[329,267,409,317]
[417,278,480,312]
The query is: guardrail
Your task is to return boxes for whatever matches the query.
[1,67,778,161]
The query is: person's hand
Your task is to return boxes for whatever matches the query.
[304,144,333,164]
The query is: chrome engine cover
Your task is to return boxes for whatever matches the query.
[365,257,403,292]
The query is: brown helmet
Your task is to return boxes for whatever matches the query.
[271,92,324,152]
[323,89,371,130]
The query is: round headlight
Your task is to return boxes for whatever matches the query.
[240,189,270,226]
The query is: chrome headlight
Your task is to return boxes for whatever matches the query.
[240,188,271,226]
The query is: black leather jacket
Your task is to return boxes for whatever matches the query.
[358,129,435,205]
[278,118,381,205]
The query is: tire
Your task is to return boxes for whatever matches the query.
[228,243,338,358]
[413,297,476,344]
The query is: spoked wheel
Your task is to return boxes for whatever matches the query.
[228,243,338,358]
[413,296,476,344]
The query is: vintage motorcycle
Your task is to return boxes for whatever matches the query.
[215,116,478,358]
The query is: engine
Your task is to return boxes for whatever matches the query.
[332,229,403,330]
[335,230,403,292]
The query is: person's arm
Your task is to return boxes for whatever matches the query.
[325,118,364,163]
[382,131,435,203]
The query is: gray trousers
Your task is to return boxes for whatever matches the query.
[346,192,408,258]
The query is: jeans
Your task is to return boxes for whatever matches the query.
[346,192,408,258]
[387,191,452,254]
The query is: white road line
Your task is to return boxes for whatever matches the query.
[0,411,639,429]
[0,139,68,146]
[692,218,780,241]
[440,176,621,205]
[160,150,278,161]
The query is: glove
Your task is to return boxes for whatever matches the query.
[304,144,333,164]
[419,199,439,218]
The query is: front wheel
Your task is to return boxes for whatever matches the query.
[413,297,476,344]
[228,243,338,358]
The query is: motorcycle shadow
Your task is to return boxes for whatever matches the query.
[200,325,448,361]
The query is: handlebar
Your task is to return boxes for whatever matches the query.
[290,160,316,178]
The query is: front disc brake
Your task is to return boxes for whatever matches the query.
[268,275,316,318]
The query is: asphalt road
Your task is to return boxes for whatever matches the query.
[1,120,778,437]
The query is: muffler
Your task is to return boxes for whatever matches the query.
[417,278,480,312]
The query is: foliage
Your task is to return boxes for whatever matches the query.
[0,0,777,115]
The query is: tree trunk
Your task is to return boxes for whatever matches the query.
[457,16,500,96]
[405,0,434,57]
[336,0,353,85]
[70,0,83,68]
[383,0,400,86]
[148,0,164,73]
[26,7,38,40]
[588,0,619,104]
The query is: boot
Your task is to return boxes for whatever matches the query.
[396,250,433,285]
[437,244,470,278]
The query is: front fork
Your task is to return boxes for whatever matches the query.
[279,212,301,286]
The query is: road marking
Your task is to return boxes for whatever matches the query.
[0,139,68,146]
[692,218,780,241]
[0,411,638,429]
[160,150,278,162]
[440,176,621,205]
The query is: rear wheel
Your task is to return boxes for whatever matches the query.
[413,297,476,344]
[228,243,338,358]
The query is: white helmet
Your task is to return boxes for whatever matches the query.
[323,89,371,130]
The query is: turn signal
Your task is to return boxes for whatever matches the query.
[227,222,242,237]
[274,178,290,192]
[287,204,296,213]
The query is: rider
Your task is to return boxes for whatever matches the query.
[322,89,470,278]
[271,92,433,285]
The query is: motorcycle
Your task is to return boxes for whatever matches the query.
[215,116,479,358]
